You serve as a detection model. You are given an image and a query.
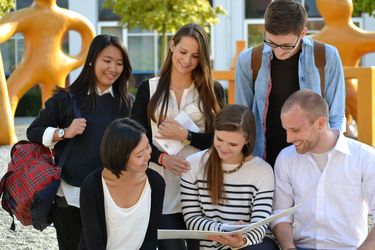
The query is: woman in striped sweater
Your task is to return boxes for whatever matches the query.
[180,105,279,250]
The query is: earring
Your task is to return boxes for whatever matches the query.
[89,62,92,66]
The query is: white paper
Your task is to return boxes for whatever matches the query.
[153,111,199,155]
[174,111,200,133]
[158,203,301,240]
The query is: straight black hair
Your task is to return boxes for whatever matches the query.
[69,34,133,114]
[100,118,146,178]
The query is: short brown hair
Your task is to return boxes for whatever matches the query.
[264,0,307,36]
[281,89,329,124]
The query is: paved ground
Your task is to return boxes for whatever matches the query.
[0,117,58,250]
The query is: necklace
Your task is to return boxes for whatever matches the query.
[223,160,245,174]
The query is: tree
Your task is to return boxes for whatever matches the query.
[104,0,226,60]
[0,0,14,17]
[353,0,375,17]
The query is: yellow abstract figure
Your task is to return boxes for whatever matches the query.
[313,0,375,132]
[0,0,95,144]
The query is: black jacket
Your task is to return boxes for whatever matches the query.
[27,90,132,186]
[79,168,165,250]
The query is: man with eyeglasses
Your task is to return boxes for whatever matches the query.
[235,0,345,167]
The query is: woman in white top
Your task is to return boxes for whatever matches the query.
[132,23,225,250]
[181,105,279,250]
[79,118,165,250]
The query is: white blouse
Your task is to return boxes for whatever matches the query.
[148,77,203,214]
[102,177,151,250]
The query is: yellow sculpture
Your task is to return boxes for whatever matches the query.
[0,0,95,145]
[313,0,375,133]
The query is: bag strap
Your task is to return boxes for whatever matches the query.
[57,92,82,167]
[251,42,326,98]
[251,44,263,84]
[313,40,326,98]
[69,92,82,119]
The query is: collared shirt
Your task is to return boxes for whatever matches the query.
[42,86,114,207]
[235,36,346,159]
[271,131,375,249]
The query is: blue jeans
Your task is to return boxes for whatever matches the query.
[158,213,199,250]
[241,236,279,250]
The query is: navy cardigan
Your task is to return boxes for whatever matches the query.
[79,168,165,250]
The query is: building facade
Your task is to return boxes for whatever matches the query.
[1,0,375,85]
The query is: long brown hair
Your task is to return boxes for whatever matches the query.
[204,105,256,204]
[147,23,220,132]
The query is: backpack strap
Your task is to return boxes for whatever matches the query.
[313,40,326,98]
[57,92,82,167]
[251,44,263,84]
[69,92,82,119]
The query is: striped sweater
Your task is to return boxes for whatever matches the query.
[180,150,274,249]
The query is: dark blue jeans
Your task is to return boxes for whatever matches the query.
[241,236,280,250]
[158,213,199,250]
[52,201,82,250]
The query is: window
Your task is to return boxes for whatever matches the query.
[98,23,174,85]
[98,0,120,21]
[245,0,271,19]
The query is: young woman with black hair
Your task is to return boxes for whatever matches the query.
[79,118,165,250]
[27,34,133,249]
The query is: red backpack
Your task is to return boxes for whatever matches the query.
[0,141,61,230]
[0,92,81,231]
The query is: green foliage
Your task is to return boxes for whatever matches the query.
[0,0,14,17]
[353,0,375,17]
[15,86,42,117]
[104,0,226,33]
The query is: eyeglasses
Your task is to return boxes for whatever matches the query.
[263,35,300,51]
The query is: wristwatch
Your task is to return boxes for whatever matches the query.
[182,130,193,145]
[57,128,65,139]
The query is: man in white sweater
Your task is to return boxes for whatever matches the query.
[271,89,375,250]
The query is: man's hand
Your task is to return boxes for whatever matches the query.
[162,154,190,176]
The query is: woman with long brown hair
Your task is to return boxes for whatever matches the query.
[132,23,225,250]
[180,105,278,250]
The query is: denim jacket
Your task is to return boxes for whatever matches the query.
[235,36,346,159]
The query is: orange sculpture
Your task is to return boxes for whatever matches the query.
[0,0,95,144]
[313,0,375,132]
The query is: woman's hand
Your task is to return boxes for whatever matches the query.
[157,118,187,140]
[162,154,190,176]
[64,118,87,138]
[207,233,246,249]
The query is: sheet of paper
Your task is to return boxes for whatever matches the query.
[174,111,200,133]
[153,111,199,155]
[158,203,301,240]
